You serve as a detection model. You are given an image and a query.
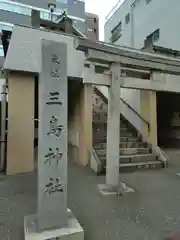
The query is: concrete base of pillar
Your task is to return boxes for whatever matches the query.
[98,182,135,196]
[24,209,84,240]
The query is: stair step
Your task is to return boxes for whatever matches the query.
[120,148,151,155]
[119,160,164,172]
[96,148,151,156]
[102,161,164,173]
[93,128,133,134]
[120,128,131,132]
[121,132,135,137]
[120,142,147,148]
[120,136,139,142]
[98,153,157,164]
[93,121,127,128]
[94,142,147,149]
[120,154,157,163]
[93,136,140,144]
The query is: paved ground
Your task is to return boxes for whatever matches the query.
[1,149,180,239]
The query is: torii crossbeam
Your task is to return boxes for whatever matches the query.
[75,37,180,93]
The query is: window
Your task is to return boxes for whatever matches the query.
[0,45,3,57]
[125,13,130,24]
[0,1,31,15]
[56,0,68,4]
[153,29,159,42]
[146,29,160,44]
[0,0,62,21]
[110,22,122,43]
[146,0,152,5]
[0,22,13,32]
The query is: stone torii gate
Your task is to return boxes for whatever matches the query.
[3,24,180,238]
[75,37,180,194]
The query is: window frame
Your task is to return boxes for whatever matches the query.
[146,0,152,5]
[125,13,130,24]
[110,21,122,43]
[146,29,160,44]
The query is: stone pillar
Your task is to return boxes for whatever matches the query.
[78,83,92,166]
[149,90,157,146]
[6,72,35,175]
[140,90,149,141]
[65,19,73,34]
[31,9,40,28]
[106,63,121,187]
[37,40,68,230]
[24,39,84,240]
[140,90,157,146]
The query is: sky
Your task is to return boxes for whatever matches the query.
[85,0,119,40]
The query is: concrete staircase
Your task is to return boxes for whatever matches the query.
[92,87,165,173]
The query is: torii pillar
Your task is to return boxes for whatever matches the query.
[6,71,35,175]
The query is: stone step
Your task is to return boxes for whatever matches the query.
[120,154,157,163]
[93,133,136,139]
[94,141,147,149]
[121,132,136,137]
[96,148,151,156]
[93,120,128,128]
[93,126,131,133]
[93,132,136,138]
[98,153,157,164]
[120,142,147,148]
[119,161,164,172]
[120,148,151,155]
[120,136,140,142]
[101,160,164,174]
[94,136,140,145]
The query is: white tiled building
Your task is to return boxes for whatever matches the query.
[104,0,180,129]
[105,0,180,49]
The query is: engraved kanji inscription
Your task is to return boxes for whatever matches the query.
[52,54,60,64]
[51,54,61,78]
[44,177,63,196]
[46,92,62,105]
[47,116,63,137]
[44,148,63,166]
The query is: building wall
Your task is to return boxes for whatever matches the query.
[67,0,85,19]
[0,10,30,26]
[0,0,86,44]
[85,12,99,41]
[4,25,85,78]
[105,0,180,49]
[10,0,52,9]
[3,0,85,18]
[104,0,180,132]
[104,0,132,47]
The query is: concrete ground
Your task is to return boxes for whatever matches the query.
[1,149,180,240]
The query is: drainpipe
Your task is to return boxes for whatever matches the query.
[130,0,139,48]
[0,73,7,172]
